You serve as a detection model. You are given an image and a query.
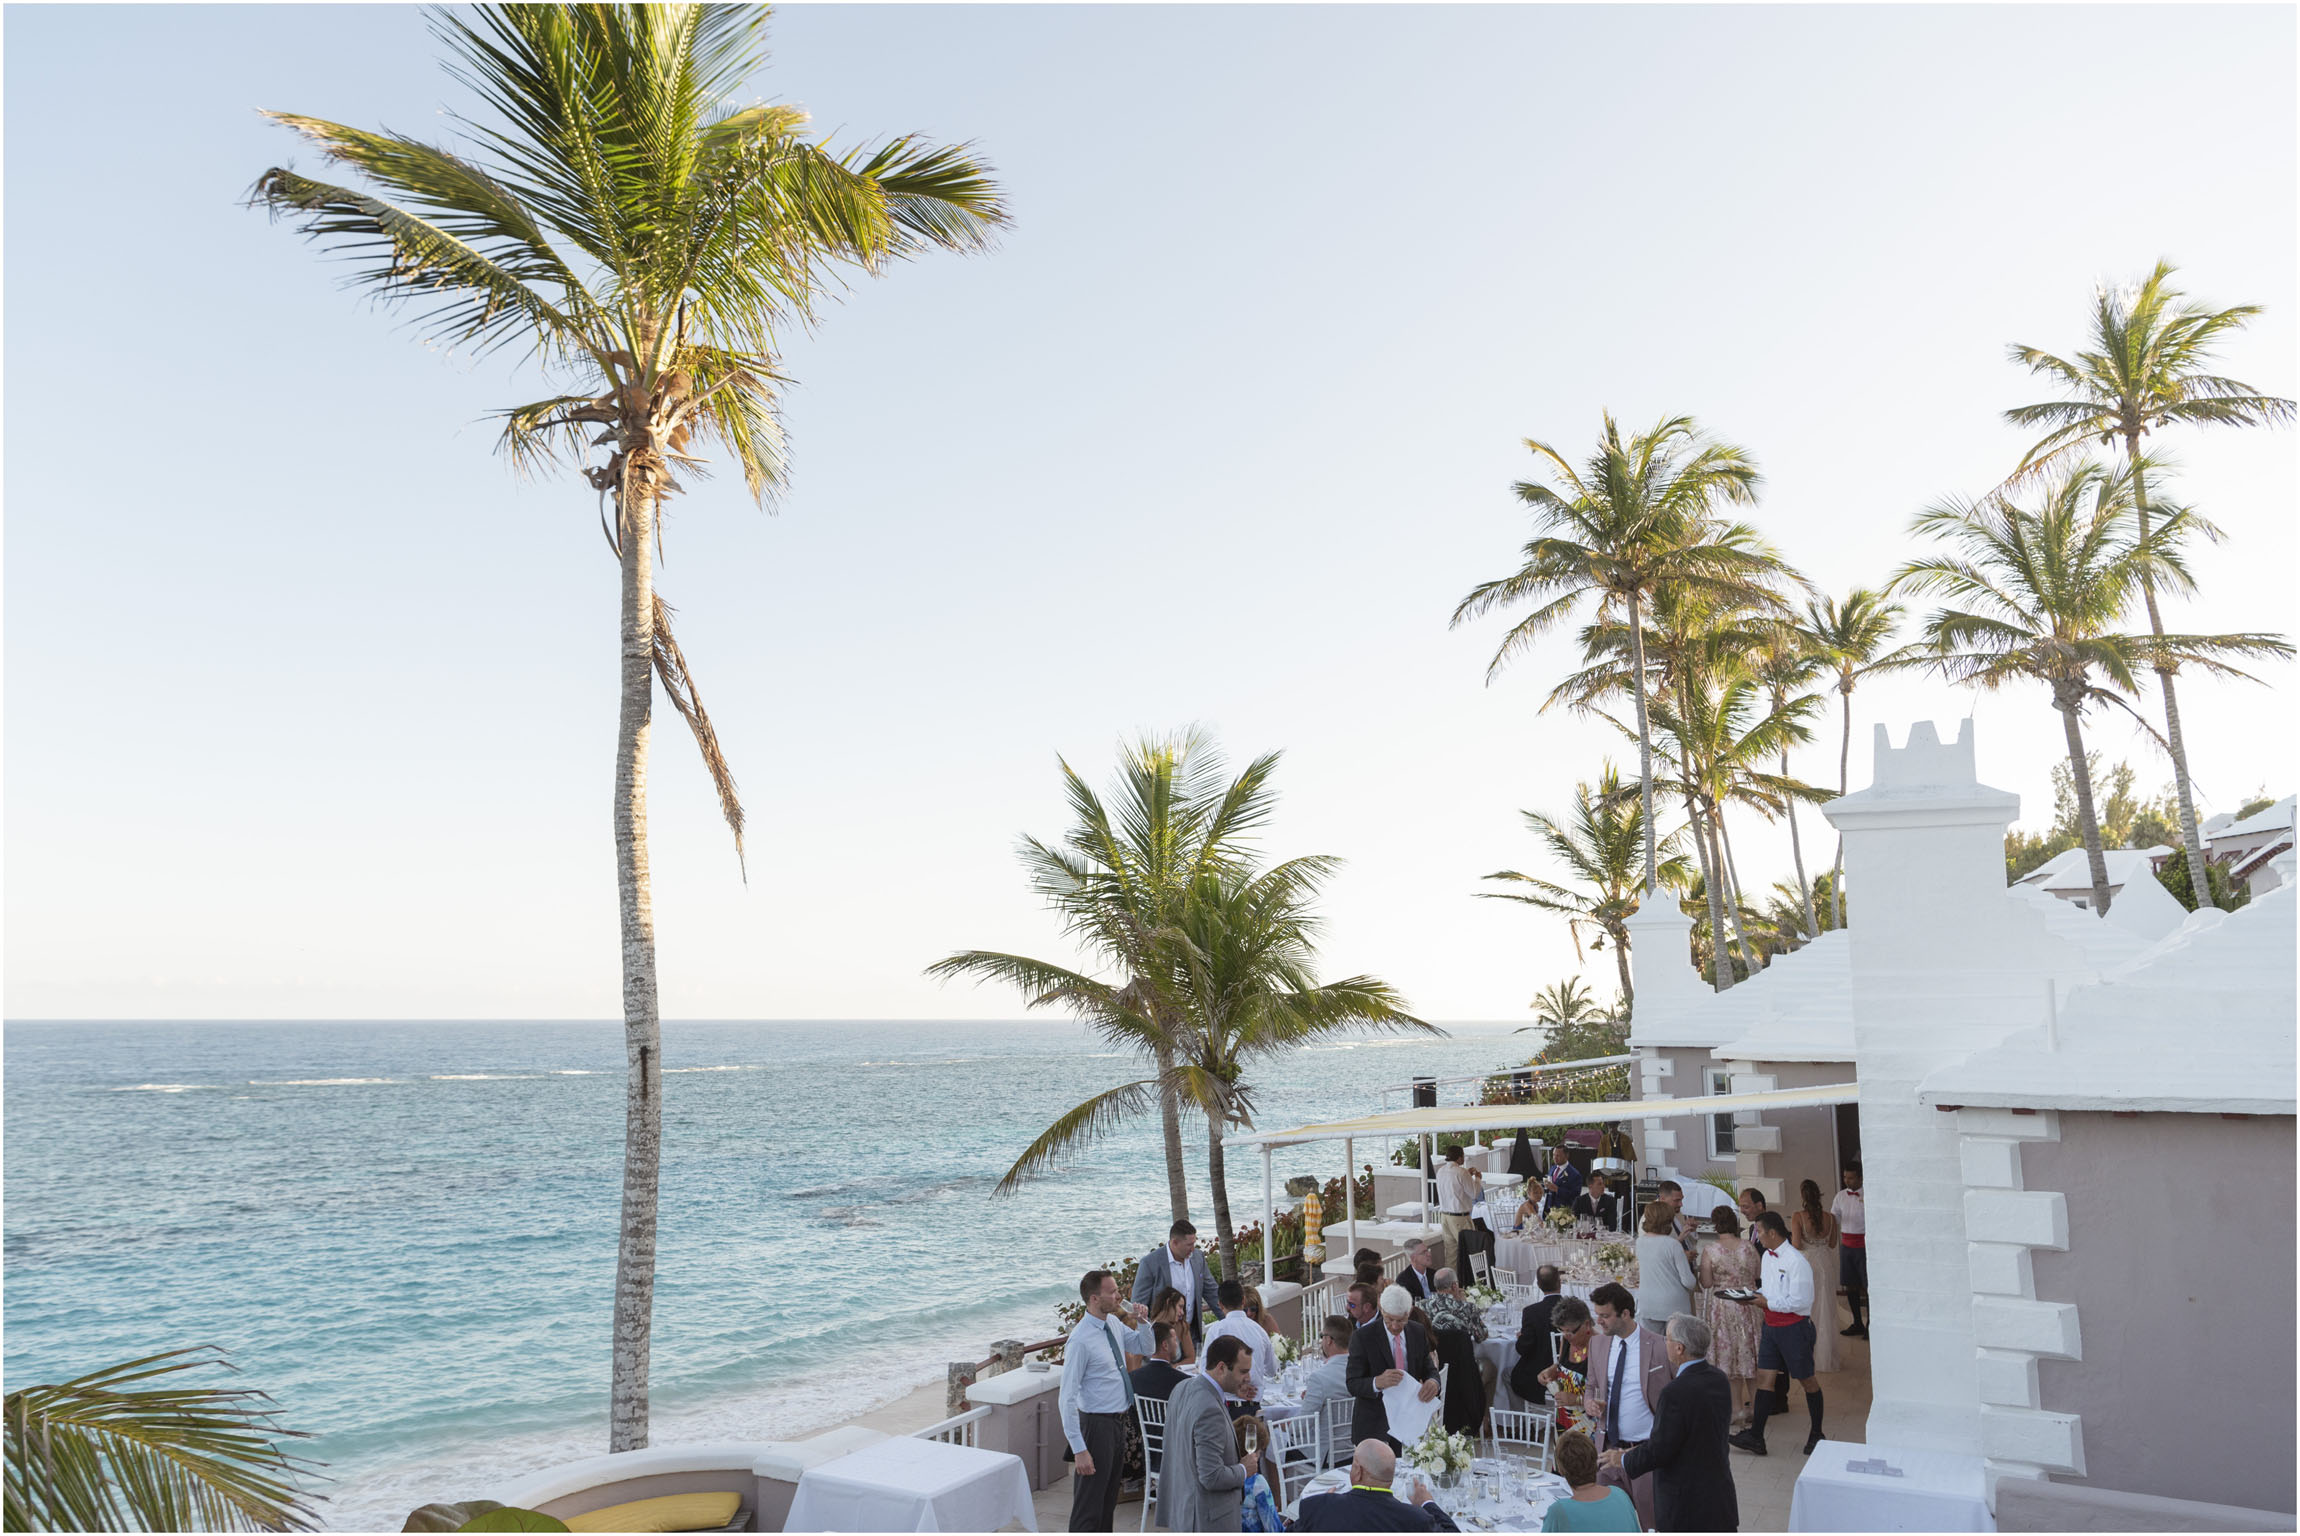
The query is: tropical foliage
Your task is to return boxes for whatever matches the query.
[252,2,1007,1451]
[3,1348,318,1533]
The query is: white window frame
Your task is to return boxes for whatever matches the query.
[1706,1067,1737,1161]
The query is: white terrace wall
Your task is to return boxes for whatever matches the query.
[1822,721,2105,1456]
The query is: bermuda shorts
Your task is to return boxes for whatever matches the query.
[1758,1317,1817,1379]
[1839,1245,1868,1290]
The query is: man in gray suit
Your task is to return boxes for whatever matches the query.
[1156,1335,1260,1532]
[1134,1220,1222,1345]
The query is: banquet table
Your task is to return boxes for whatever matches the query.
[785,1437,1037,1533]
[1788,1441,1993,1532]
[1283,1460,1571,1532]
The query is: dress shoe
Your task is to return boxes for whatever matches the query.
[1728,1430,1767,1456]
[1803,1429,1823,1455]
[1840,1324,1868,1338]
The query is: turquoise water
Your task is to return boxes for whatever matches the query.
[3,1019,1528,1528]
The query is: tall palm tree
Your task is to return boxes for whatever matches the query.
[1166,861,1430,1278]
[252,5,1007,1450]
[927,731,1280,1211]
[1893,461,2289,913]
[4,1349,318,1533]
[1453,414,1768,895]
[1479,764,1691,1010]
[1799,589,1924,928]
[1513,977,1617,1036]
[1751,625,1828,940]
[2005,261,2295,905]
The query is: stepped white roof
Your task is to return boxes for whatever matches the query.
[1918,877,2297,1116]
[2014,844,2171,893]
[1710,929,1853,1064]
[2213,794,2294,844]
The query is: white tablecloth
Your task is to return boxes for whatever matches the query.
[786,1437,1037,1532]
[1284,1463,1569,1531]
[1789,1441,1993,1532]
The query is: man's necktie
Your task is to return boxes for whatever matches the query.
[1102,1318,1135,1408]
[1392,1329,1407,1373]
[1607,1335,1628,1444]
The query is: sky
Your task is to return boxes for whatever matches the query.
[4,3,2294,1022]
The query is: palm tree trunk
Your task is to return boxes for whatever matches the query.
[2057,692,2115,915]
[2126,437,2214,906]
[1831,682,1852,929]
[1782,743,1820,940]
[1610,919,1635,1011]
[609,469,663,1454]
[1155,1038,1190,1224]
[1686,787,1730,990]
[1718,813,1762,973]
[1629,594,1659,894]
[1207,1115,1237,1282]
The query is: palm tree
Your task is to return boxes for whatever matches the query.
[1478,764,1691,1010]
[4,1348,318,1532]
[1513,978,1619,1036]
[2005,261,2295,906]
[1799,589,1925,929]
[252,6,1006,1450]
[1453,414,1768,895]
[1751,625,1828,940]
[927,731,1280,1210]
[1893,461,2290,913]
[1165,861,1430,1278]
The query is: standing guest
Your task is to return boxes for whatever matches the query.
[1292,1439,1460,1532]
[1634,1201,1700,1335]
[1205,1280,1277,1399]
[1728,1212,1825,1456]
[1233,1417,1284,1533]
[1355,1247,1384,1272]
[1135,1221,1221,1345]
[1831,1163,1868,1338]
[1345,1282,1381,1330]
[1423,1269,1490,1344]
[1790,1180,1841,1374]
[1345,1285,1440,1449]
[1735,1188,1767,1229]
[1540,1432,1640,1533]
[1542,1145,1586,1217]
[1060,1268,1154,1532]
[1696,1207,1761,1427]
[1602,1314,1738,1532]
[1574,1172,1624,1232]
[1355,1259,1386,1289]
[1509,1265,1566,1405]
[1436,1145,1484,1271]
[1424,1268,1492,1432]
[1582,1283,1667,1529]
[1301,1316,1357,1419]
[1653,1181,1698,1253]
[1156,1335,1259,1533]
[1396,1240,1437,1302]
[1143,1287,1200,1370]
[1537,1298,1597,1434]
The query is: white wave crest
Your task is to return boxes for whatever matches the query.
[112,1083,209,1092]
[246,1078,402,1087]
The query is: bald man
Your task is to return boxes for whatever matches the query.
[1292,1439,1461,1532]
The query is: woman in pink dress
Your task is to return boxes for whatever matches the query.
[1699,1204,1763,1427]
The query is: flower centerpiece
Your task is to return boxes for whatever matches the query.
[1411,1424,1476,1489]
[1595,1241,1635,1271]
[1273,1333,1301,1366]
[1466,1284,1504,1310]
[1546,1207,1576,1234]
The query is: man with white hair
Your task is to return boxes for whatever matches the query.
[1602,1313,1738,1532]
[1344,1284,1440,1449]
[1292,1439,1461,1532]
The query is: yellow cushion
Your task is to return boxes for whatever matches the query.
[564,1491,742,1533]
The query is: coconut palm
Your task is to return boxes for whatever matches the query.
[1453,414,1768,895]
[1479,763,1691,1010]
[1799,589,1925,929]
[1512,977,1620,1038]
[1165,861,1430,1278]
[1750,625,1828,940]
[2005,261,2295,905]
[251,5,1006,1449]
[927,731,1280,1209]
[1894,460,2290,914]
[3,1348,319,1533]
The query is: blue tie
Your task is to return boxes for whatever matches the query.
[1103,1318,1136,1408]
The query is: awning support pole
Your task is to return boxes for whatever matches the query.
[1345,1136,1357,1259]
[1261,1144,1275,1290]
[1420,1133,1432,1230]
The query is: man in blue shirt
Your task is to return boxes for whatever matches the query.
[1059,1268,1154,1531]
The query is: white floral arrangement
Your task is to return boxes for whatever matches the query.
[1273,1333,1301,1365]
[1466,1284,1504,1309]
[1412,1424,1476,1478]
[1546,1207,1577,1233]
[1595,1242,1635,1270]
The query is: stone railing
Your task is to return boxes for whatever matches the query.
[947,1334,1065,1414]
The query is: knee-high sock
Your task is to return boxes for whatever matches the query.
[1807,1388,1825,1438]
[1749,1386,1774,1441]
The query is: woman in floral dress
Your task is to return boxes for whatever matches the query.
[1699,1204,1762,1427]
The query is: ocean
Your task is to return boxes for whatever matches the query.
[2,1018,1531,1529]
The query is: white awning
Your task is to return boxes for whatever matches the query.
[1225,1082,1861,1149]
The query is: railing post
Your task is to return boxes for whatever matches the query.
[1344,1135,1357,1260]
[1261,1144,1275,1290]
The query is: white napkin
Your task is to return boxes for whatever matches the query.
[1382,1378,1442,1443]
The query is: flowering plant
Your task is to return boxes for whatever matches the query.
[1546,1208,1577,1233]
[1466,1285,1504,1310]
[1273,1333,1301,1365]
[1595,1242,1635,1270]
[1412,1424,1476,1477]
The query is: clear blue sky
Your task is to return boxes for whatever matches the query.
[6,4,2293,1021]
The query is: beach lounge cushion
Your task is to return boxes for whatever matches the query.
[564,1491,743,1533]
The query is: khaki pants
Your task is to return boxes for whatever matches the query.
[1440,1212,1472,1273]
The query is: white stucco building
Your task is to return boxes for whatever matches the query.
[1627,720,2296,1529]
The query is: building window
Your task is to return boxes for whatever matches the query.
[1707,1067,1736,1160]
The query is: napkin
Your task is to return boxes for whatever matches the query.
[1382,1379,1441,1443]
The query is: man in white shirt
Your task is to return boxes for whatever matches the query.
[1435,1143,1483,1271]
[1202,1278,1276,1401]
[1831,1162,1867,1339]
[1728,1211,1825,1458]
[1584,1281,1667,1527]
[1059,1267,1154,1531]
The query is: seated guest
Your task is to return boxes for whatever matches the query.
[1124,1321,1186,1484]
[1509,1265,1566,1404]
[1355,1259,1385,1288]
[1354,1247,1383,1272]
[1301,1316,1356,1418]
[1573,1172,1624,1232]
[1346,1285,1440,1448]
[1396,1240,1436,1301]
[1292,1439,1459,1532]
[1540,1431,1639,1532]
[1205,1279,1277,1398]
[1513,1187,1544,1232]
[1234,1416,1284,1533]
[1143,1286,1199,1369]
[1345,1281,1380,1330]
